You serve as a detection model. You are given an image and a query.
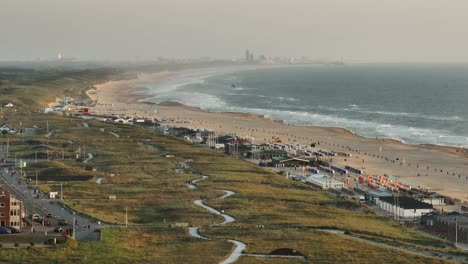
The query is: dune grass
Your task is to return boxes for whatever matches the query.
[0,227,232,264]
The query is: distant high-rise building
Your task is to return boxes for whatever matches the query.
[245,49,256,62]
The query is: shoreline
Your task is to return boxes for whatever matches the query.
[89,66,466,151]
[86,68,468,203]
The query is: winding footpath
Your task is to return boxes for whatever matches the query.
[186,175,247,264]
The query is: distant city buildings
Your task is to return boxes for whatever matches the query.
[245,49,254,62]
[243,49,343,65]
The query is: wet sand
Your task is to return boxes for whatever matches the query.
[86,70,468,203]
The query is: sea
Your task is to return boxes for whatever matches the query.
[138,64,468,148]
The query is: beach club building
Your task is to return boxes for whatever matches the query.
[367,188,393,204]
[413,193,446,206]
[305,174,344,190]
[377,196,433,219]
[421,212,468,244]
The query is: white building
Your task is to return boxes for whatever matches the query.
[305,174,344,190]
[414,193,446,206]
[367,189,393,204]
[378,196,433,219]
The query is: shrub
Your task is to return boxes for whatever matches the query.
[14,243,19,247]
[30,242,35,246]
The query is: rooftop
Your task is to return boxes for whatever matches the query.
[380,196,433,210]
[368,189,393,197]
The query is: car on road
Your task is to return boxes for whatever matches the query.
[29,213,40,220]
[58,219,68,226]
[53,227,63,233]
[0,227,12,234]
[46,213,53,218]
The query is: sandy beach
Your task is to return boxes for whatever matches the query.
[86,70,468,203]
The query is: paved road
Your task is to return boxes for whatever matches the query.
[0,144,107,241]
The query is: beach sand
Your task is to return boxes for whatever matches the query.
[86,71,468,203]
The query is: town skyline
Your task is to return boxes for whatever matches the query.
[2,0,468,62]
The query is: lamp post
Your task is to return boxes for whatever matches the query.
[455,217,458,247]
[72,211,76,239]
[43,208,47,236]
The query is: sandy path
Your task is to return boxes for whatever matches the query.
[219,190,236,199]
[188,227,210,240]
[194,200,236,225]
[185,175,246,264]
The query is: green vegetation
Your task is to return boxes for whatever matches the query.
[0,67,465,263]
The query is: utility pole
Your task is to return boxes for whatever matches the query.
[60,184,63,200]
[43,209,47,236]
[455,217,458,247]
[125,206,128,228]
[72,212,75,239]
[396,192,400,221]
[6,137,9,158]
[35,171,38,186]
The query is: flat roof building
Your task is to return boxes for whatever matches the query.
[422,212,468,244]
[367,188,393,204]
[305,174,344,190]
[378,196,433,219]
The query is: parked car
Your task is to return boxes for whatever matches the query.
[58,219,68,226]
[6,227,21,233]
[0,227,12,234]
[46,213,53,218]
[29,214,40,220]
[53,227,63,233]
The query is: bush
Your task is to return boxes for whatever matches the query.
[30,242,35,246]
[14,243,19,247]
[344,230,351,235]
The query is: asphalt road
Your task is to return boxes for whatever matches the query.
[0,144,107,241]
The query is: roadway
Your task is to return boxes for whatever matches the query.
[0,144,106,241]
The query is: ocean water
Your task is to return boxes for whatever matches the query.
[139,64,468,147]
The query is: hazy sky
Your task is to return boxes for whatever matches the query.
[2,0,468,62]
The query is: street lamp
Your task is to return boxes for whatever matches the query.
[455,217,458,247]
[43,208,47,236]
[72,211,76,239]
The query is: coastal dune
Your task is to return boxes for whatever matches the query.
[87,70,468,204]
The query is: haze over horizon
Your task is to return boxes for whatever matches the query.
[2,0,468,62]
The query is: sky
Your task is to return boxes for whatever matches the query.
[1,0,468,62]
